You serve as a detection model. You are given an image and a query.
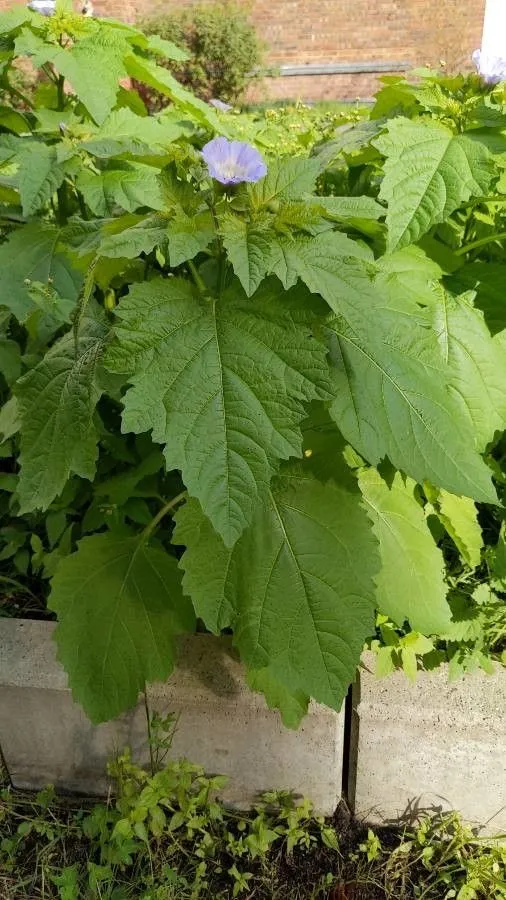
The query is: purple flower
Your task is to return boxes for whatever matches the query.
[28,0,55,14]
[202,137,267,185]
[209,98,233,112]
[472,48,506,85]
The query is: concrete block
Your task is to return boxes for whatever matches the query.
[350,652,506,834]
[0,619,343,814]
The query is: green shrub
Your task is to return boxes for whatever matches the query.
[138,2,264,109]
[1,2,506,733]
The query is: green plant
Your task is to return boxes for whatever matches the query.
[2,747,505,899]
[137,2,264,109]
[2,5,506,737]
[0,732,342,899]
[221,101,366,159]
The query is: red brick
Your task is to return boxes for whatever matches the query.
[0,0,486,101]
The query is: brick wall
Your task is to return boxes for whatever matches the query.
[131,0,486,100]
[2,0,486,100]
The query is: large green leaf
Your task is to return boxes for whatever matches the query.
[374,118,493,250]
[327,275,496,503]
[431,289,506,444]
[124,53,221,132]
[249,157,320,207]
[175,465,379,710]
[79,107,190,158]
[167,211,215,267]
[17,142,66,216]
[98,215,168,259]
[0,223,81,321]
[41,34,128,125]
[0,6,33,33]
[106,278,332,546]
[447,262,506,336]
[76,162,165,216]
[313,194,385,222]
[359,468,451,635]
[49,532,195,722]
[375,245,443,309]
[15,320,105,513]
[0,135,68,216]
[246,667,309,729]
[313,118,384,162]
[269,230,373,295]
[143,33,189,61]
[221,214,273,296]
[172,494,235,633]
[432,488,483,569]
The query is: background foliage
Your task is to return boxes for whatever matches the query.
[137,2,264,109]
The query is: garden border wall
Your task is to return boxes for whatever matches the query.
[349,652,506,835]
[1,622,506,831]
[0,618,343,814]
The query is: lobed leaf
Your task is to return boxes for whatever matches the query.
[246,667,309,729]
[124,53,222,132]
[167,211,215,266]
[447,262,506,336]
[269,230,373,294]
[106,277,332,546]
[49,532,195,722]
[374,118,493,250]
[359,468,452,635]
[249,157,320,207]
[0,136,67,216]
[41,35,129,125]
[0,224,81,322]
[313,194,385,222]
[175,464,379,711]
[327,272,497,503]
[15,319,106,513]
[76,162,165,216]
[221,214,273,296]
[431,288,506,445]
[434,489,483,569]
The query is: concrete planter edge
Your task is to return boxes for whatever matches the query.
[0,617,344,815]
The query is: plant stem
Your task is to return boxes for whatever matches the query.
[140,491,187,546]
[187,259,207,295]
[456,230,506,256]
[6,83,34,109]
[41,63,59,85]
[206,195,226,297]
[463,195,506,207]
[143,688,155,776]
[55,70,69,223]
[76,190,88,220]
[56,183,70,225]
[57,73,65,112]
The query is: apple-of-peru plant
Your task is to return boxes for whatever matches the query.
[1,0,506,726]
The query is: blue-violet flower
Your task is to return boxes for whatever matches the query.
[202,137,267,185]
[473,48,506,84]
